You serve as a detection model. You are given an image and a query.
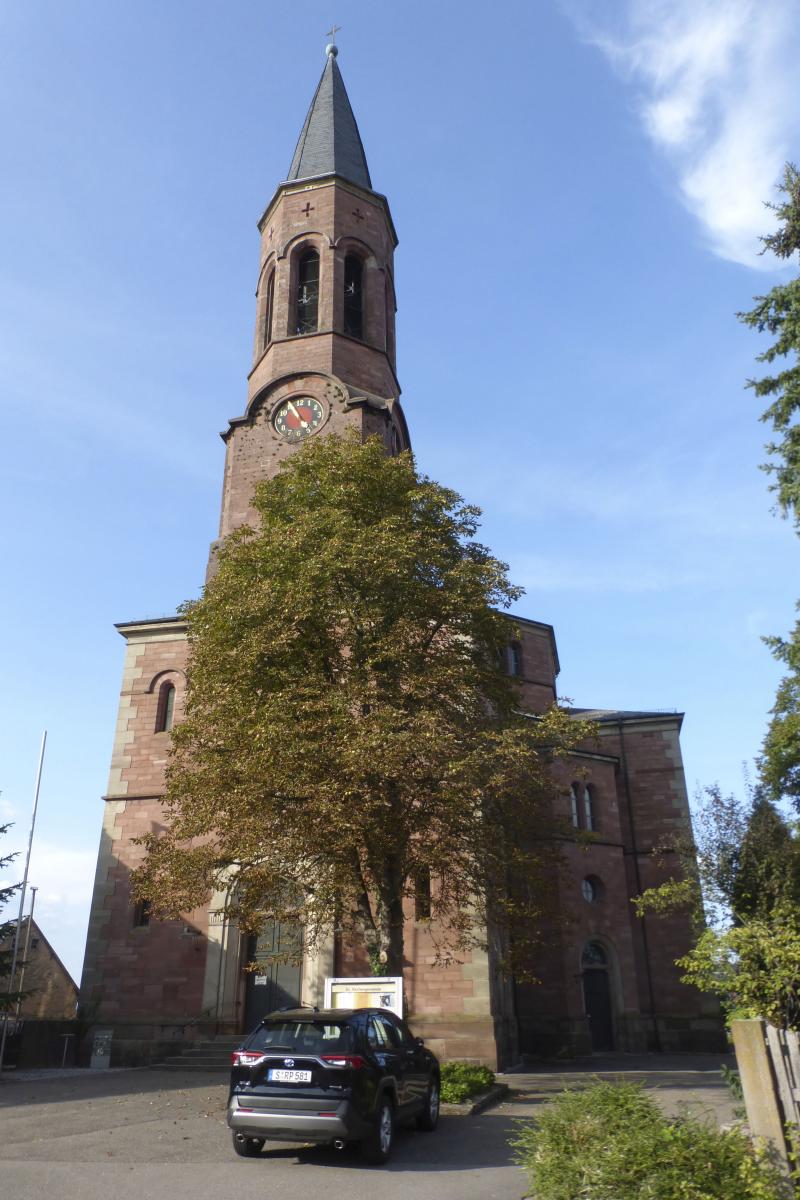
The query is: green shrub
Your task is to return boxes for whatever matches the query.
[439,1061,495,1104]
[510,1079,786,1200]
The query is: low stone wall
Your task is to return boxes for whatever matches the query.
[408,1014,499,1069]
[3,1019,80,1068]
[76,1019,225,1067]
[517,1013,727,1060]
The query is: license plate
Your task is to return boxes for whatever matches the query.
[268,1068,312,1083]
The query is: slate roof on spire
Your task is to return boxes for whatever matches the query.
[287,52,372,190]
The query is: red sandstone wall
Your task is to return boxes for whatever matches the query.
[82,624,211,1023]
[85,797,208,1021]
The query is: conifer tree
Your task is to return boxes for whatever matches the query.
[738,164,800,807]
[738,162,800,526]
[0,824,22,1013]
[729,791,800,922]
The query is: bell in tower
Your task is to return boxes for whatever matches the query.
[215,43,411,550]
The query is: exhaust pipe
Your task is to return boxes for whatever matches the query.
[333,1139,346,1151]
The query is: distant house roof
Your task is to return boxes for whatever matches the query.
[0,916,78,1020]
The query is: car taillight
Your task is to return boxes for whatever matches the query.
[320,1054,365,1069]
[231,1050,264,1067]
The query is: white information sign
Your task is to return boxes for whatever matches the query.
[324,976,403,1018]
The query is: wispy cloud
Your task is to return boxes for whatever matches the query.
[0,842,96,981]
[564,0,800,268]
[0,843,95,911]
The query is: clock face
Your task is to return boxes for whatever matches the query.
[273,396,325,441]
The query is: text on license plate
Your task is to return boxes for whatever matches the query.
[268,1068,312,1083]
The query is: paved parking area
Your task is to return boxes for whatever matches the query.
[0,1055,738,1200]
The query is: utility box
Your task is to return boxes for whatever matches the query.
[90,1029,113,1070]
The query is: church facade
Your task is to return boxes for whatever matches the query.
[80,48,721,1068]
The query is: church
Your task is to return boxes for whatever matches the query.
[80,46,721,1068]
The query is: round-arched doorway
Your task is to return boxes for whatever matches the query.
[582,941,614,1051]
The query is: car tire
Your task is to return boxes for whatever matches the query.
[232,1131,265,1157]
[416,1077,440,1131]
[361,1095,394,1165]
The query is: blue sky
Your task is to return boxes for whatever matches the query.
[1,0,799,983]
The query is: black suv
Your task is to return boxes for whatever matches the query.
[227,1007,440,1165]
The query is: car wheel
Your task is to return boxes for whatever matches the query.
[232,1131,264,1157]
[361,1096,394,1165]
[416,1077,440,1131]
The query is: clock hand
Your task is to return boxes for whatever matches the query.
[287,400,309,428]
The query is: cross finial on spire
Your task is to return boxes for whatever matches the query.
[325,24,341,56]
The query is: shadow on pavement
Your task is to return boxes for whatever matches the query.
[238,1114,524,1174]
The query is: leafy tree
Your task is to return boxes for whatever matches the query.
[0,824,22,1013]
[637,168,800,1027]
[678,914,800,1031]
[635,787,800,1026]
[134,433,589,977]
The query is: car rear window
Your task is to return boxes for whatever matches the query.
[246,1020,355,1054]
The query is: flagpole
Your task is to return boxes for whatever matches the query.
[0,731,47,1073]
[14,886,38,1022]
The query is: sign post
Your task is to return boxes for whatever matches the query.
[323,976,403,1017]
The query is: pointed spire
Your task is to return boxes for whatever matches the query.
[287,47,373,191]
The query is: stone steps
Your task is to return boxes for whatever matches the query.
[156,1035,243,1072]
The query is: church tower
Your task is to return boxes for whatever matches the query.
[79,46,417,1060]
[214,44,409,552]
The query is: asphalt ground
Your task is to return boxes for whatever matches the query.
[0,1054,738,1200]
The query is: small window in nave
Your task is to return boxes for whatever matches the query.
[584,784,596,832]
[569,783,580,828]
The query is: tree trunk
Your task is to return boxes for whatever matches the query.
[382,890,405,978]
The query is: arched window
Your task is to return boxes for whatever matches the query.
[343,254,363,339]
[569,784,580,828]
[155,681,176,733]
[584,784,595,832]
[295,249,319,334]
[581,941,607,968]
[568,782,596,831]
[263,270,275,347]
[507,642,522,676]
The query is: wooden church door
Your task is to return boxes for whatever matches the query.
[243,921,302,1031]
[582,942,614,1052]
